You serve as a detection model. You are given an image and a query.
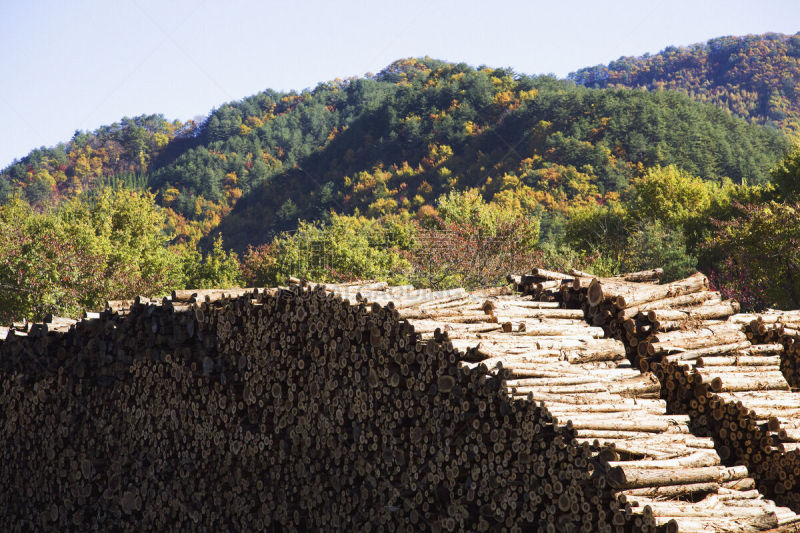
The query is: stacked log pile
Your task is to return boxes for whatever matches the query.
[507,268,577,301]
[404,292,800,531]
[3,283,662,532]
[746,311,800,389]
[646,344,800,512]
[509,268,665,306]
[590,274,800,511]
[5,278,800,531]
[518,268,800,516]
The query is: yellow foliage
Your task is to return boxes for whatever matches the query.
[425,143,453,167]
[395,161,417,178]
[226,187,243,203]
[33,169,56,190]
[493,90,514,107]
[497,173,521,191]
[416,204,438,219]
[90,156,103,176]
[153,132,170,149]
[492,186,539,214]
[630,165,711,226]
[367,197,398,217]
[74,153,92,180]
[194,196,205,218]
[162,187,180,205]
[67,176,83,195]
[246,115,265,128]
[351,170,377,194]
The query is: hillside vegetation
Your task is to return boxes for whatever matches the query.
[572,32,800,131]
[2,58,787,243]
[1,43,799,321]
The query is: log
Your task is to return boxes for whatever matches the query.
[663,341,752,363]
[621,482,719,499]
[607,465,748,489]
[607,450,719,469]
[697,355,781,367]
[615,272,709,310]
[648,330,748,356]
[622,268,664,283]
[531,268,573,281]
[700,371,790,393]
[618,291,721,321]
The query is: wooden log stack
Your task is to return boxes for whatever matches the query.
[416,291,800,532]
[591,274,800,513]
[510,268,665,308]
[4,277,800,531]
[746,310,800,389]
[646,353,800,511]
[507,268,577,302]
[514,267,800,517]
[2,283,662,532]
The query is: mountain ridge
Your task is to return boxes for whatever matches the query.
[571,32,800,130]
[0,35,795,252]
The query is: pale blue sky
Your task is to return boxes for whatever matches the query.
[1,0,798,168]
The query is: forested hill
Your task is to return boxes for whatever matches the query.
[0,55,790,251]
[571,33,800,131]
[213,65,786,250]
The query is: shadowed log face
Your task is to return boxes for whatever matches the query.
[0,285,645,532]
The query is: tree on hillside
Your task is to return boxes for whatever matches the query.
[771,142,800,201]
[704,201,800,309]
[0,189,184,322]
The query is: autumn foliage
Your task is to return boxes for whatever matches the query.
[0,42,799,320]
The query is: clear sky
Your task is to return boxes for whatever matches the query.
[1,0,798,168]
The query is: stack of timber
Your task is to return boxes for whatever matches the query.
[593,272,800,511]
[4,282,795,531]
[746,311,800,389]
[444,292,800,532]
[509,268,665,308]
[1,283,654,531]
[519,267,800,517]
[650,346,800,513]
[507,268,577,301]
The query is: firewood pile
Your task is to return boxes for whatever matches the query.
[509,268,665,304]
[514,266,800,516]
[651,353,800,512]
